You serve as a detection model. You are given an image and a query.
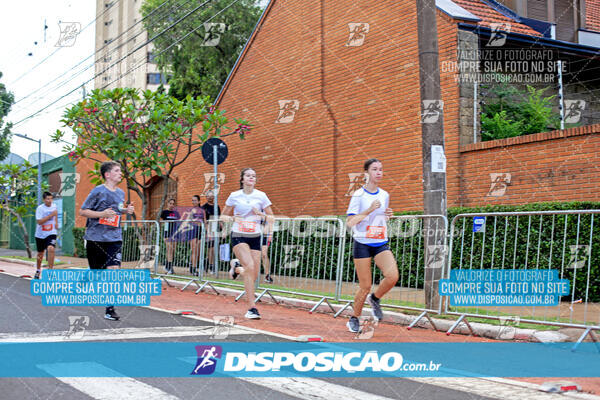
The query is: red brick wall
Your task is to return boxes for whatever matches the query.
[458,125,600,206]
[77,2,599,224]
[165,0,462,218]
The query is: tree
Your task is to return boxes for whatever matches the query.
[141,0,262,100]
[0,162,45,258]
[51,88,250,220]
[480,84,560,141]
[0,71,15,161]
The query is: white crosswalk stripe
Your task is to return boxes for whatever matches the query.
[37,363,180,400]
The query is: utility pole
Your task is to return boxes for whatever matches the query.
[417,0,447,310]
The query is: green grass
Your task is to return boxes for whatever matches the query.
[0,256,66,265]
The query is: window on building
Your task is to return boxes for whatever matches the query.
[146,73,168,85]
[147,52,156,63]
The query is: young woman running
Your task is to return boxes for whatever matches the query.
[345,158,398,333]
[222,168,274,319]
[160,198,180,274]
[182,195,205,275]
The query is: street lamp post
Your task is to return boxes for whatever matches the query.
[13,133,42,205]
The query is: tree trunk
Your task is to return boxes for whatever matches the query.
[6,207,32,258]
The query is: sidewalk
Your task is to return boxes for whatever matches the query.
[3,259,598,396]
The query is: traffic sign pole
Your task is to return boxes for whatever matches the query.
[213,145,219,275]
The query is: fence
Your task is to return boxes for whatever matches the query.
[120,220,160,270]
[446,210,600,346]
[111,211,599,345]
[255,217,346,311]
[154,220,208,292]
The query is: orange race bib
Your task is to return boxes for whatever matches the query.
[99,215,121,227]
[239,221,257,233]
[366,225,386,239]
[42,224,53,232]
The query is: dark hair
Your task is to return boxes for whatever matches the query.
[192,195,200,201]
[43,191,53,199]
[100,161,120,179]
[363,158,381,171]
[167,198,176,204]
[239,168,254,189]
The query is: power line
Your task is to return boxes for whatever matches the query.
[8,0,123,86]
[12,0,192,110]
[101,0,243,89]
[12,0,215,127]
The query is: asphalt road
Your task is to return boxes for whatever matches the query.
[0,272,510,400]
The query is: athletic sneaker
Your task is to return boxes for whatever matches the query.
[166,268,174,275]
[33,270,40,280]
[105,307,120,321]
[367,293,384,321]
[264,274,273,284]
[347,316,361,333]
[245,307,261,319]
[229,259,241,280]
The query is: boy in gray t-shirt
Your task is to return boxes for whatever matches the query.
[80,161,134,321]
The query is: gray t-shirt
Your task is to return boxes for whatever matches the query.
[81,185,126,242]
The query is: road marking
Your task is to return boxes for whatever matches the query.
[37,362,179,399]
[0,325,258,342]
[145,305,300,341]
[407,377,600,400]
[240,377,396,400]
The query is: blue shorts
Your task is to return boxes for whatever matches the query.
[352,240,390,259]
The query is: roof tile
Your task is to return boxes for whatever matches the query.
[451,0,542,36]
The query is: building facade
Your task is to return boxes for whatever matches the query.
[94,0,167,90]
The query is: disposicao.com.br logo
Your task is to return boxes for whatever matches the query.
[190,345,441,376]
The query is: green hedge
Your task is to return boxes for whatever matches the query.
[73,226,144,262]
[73,227,86,258]
[73,202,600,302]
[447,201,600,302]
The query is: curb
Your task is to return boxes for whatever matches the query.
[0,258,36,267]
[159,277,571,343]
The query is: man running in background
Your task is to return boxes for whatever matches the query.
[80,161,134,321]
[34,192,58,279]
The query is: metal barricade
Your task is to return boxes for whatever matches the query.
[446,210,600,348]
[336,215,448,328]
[250,217,346,313]
[157,220,205,291]
[120,220,160,270]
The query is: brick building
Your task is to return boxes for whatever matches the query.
[75,0,600,225]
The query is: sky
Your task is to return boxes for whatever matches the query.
[0,0,96,161]
[1,0,270,162]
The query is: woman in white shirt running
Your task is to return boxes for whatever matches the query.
[345,159,399,333]
[222,168,274,319]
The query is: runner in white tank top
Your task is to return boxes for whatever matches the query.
[221,168,274,320]
[345,159,399,333]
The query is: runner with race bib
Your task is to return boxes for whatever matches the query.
[345,158,399,333]
[222,168,274,319]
